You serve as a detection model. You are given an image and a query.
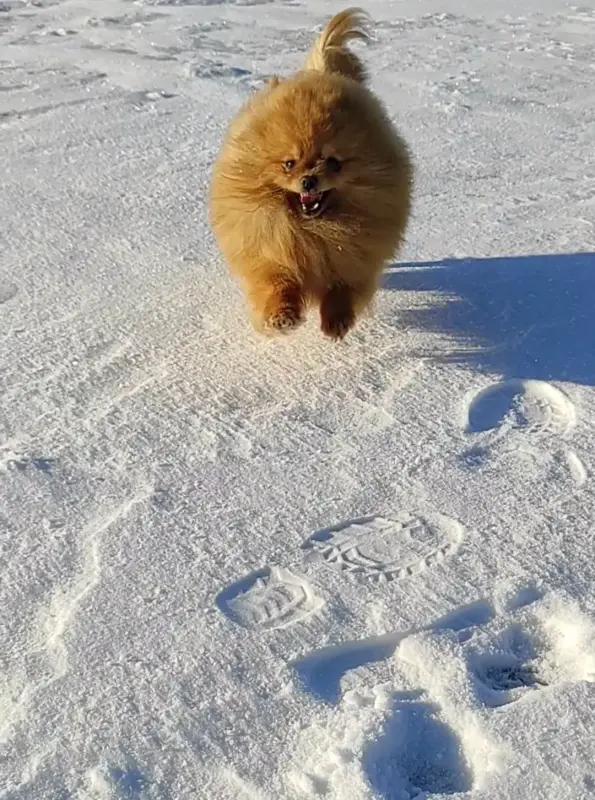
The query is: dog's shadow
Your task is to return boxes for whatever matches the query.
[384,251,595,386]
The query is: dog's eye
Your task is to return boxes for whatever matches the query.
[326,156,342,173]
[283,159,296,171]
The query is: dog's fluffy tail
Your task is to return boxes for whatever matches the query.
[304,8,370,83]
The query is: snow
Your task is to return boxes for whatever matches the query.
[1,0,595,797]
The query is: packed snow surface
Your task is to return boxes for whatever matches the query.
[1,0,595,797]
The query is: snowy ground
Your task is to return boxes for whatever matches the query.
[1,0,595,798]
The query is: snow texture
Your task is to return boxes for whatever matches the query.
[1,0,595,798]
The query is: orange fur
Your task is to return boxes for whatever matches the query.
[209,7,413,340]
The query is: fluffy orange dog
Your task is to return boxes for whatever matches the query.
[209,8,413,340]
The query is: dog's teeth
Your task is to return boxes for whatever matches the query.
[300,197,323,216]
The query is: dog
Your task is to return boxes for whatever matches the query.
[209,7,413,340]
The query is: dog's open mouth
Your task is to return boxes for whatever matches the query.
[297,190,331,218]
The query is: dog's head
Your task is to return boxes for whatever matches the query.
[239,72,397,220]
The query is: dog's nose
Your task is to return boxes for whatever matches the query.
[301,175,318,192]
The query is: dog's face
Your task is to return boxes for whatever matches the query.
[273,146,346,218]
[248,75,385,220]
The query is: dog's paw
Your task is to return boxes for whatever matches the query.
[255,280,304,336]
[261,306,303,335]
[321,310,355,341]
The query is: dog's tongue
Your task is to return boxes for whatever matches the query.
[300,191,322,207]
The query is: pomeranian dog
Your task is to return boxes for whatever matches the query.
[209,8,413,340]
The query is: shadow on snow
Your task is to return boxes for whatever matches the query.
[384,251,595,386]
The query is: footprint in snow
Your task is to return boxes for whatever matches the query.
[287,590,595,797]
[216,566,324,631]
[303,511,465,584]
[465,379,576,438]
[461,378,586,487]
[215,508,464,636]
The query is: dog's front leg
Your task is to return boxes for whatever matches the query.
[320,282,356,340]
[246,270,305,334]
